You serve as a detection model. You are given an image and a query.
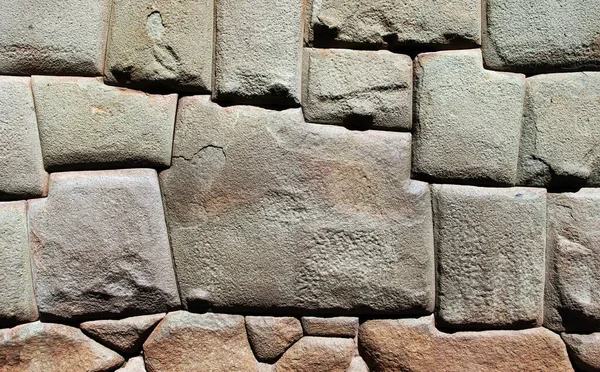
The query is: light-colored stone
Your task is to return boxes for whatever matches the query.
[483,0,600,72]
[562,333,600,372]
[31,76,177,171]
[518,72,600,188]
[258,363,274,372]
[0,202,37,327]
[274,336,354,372]
[347,356,370,372]
[81,313,165,355]
[105,0,213,92]
[301,317,358,338]
[213,0,303,105]
[433,185,546,330]
[0,321,124,372]
[143,311,258,372]
[245,316,303,362]
[0,1,110,75]
[413,49,526,186]
[0,76,47,199]
[160,96,434,314]
[302,48,412,130]
[116,356,147,372]
[359,316,574,372]
[28,169,180,321]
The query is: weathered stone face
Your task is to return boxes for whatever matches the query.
[562,333,600,372]
[245,316,303,362]
[116,356,147,372]
[301,317,358,338]
[274,336,355,372]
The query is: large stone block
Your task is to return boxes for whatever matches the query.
[274,336,355,372]
[28,169,180,321]
[0,1,111,76]
[413,49,526,186]
[483,0,600,73]
[302,48,412,130]
[31,76,177,171]
[104,0,213,92]
[160,96,435,315]
[433,185,546,330]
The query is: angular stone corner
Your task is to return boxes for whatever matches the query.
[518,72,600,188]
[160,96,435,315]
[0,1,111,76]
[301,317,358,338]
[0,76,47,200]
[213,0,303,106]
[28,169,180,321]
[245,316,303,362]
[104,0,213,92]
[433,185,546,330]
[413,49,526,186]
[562,333,600,372]
[31,76,177,172]
[275,336,355,372]
[116,356,147,372]
[302,48,412,130]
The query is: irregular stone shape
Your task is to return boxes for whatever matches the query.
[301,317,358,338]
[259,363,274,372]
[0,321,124,372]
[104,0,213,92]
[0,202,38,327]
[81,313,165,355]
[518,72,600,188]
[0,76,47,199]
[160,96,434,314]
[116,356,147,372]
[245,316,303,362]
[143,311,257,372]
[302,48,412,130]
[213,0,303,106]
[31,76,177,171]
[359,316,574,372]
[433,185,546,330]
[0,1,110,75]
[28,169,180,321]
[347,356,370,372]
[483,0,600,73]
[562,333,600,372]
[274,336,354,372]
[413,49,526,186]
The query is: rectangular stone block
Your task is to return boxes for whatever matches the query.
[160,96,435,315]
[433,185,546,330]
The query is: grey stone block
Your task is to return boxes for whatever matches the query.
[245,316,303,362]
[562,333,600,372]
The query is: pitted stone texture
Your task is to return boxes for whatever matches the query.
[105,0,213,92]
[413,49,526,186]
[28,169,180,321]
[160,96,434,314]
[143,311,258,372]
[359,316,574,372]
[301,317,358,338]
[213,0,303,106]
[274,336,355,372]
[0,202,38,328]
[31,76,177,171]
[518,72,600,188]
[562,333,600,372]
[245,316,303,362]
[483,0,600,73]
[0,1,110,76]
[0,322,124,372]
[116,356,147,372]
[433,185,546,330]
[302,48,412,130]
[0,76,47,199]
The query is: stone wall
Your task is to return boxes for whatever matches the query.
[0,1,598,371]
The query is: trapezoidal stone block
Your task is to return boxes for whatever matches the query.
[28,169,180,322]
[433,185,546,331]
[245,316,303,362]
[413,49,526,186]
[160,96,435,315]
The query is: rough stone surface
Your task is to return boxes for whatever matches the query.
[359,316,574,372]
[483,0,600,73]
[518,72,600,188]
[28,169,180,321]
[31,76,177,171]
[213,0,303,105]
[0,202,38,328]
[105,0,213,92]
[301,317,358,338]
[413,49,526,186]
[433,185,546,330]
[274,336,355,372]
[562,333,600,372]
[0,322,124,372]
[245,316,303,362]
[143,311,258,372]
[302,48,412,130]
[160,96,434,314]
[116,356,147,372]
[80,313,165,355]
[0,76,47,199]
[0,1,111,76]
[347,356,370,372]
